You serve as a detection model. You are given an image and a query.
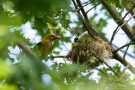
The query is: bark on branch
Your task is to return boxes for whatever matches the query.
[101,0,135,42]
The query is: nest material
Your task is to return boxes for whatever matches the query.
[67,33,112,68]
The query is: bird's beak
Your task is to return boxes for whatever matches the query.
[55,35,61,40]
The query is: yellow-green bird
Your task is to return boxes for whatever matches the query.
[37,34,61,57]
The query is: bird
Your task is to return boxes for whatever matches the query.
[37,34,61,57]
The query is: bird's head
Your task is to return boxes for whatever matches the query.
[44,34,61,41]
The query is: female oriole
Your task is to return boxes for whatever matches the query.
[37,34,61,57]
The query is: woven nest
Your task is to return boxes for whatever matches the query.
[67,32,112,68]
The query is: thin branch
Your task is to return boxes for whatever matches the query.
[76,0,96,12]
[113,44,135,58]
[123,41,131,58]
[110,12,130,44]
[86,3,99,14]
[114,42,135,52]
[76,2,91,12]
[50,55,67,58]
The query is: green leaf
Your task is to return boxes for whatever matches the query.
[52,51,60,55]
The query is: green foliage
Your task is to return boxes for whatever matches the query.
[0,61,18,90]
[106,0,135,11]
[107,0,122,8]
[90,14,107,31]
[98,64,135,90]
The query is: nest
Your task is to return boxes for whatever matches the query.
[66,32,112,68]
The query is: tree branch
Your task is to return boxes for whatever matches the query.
[113,44,135,59]
[75,0,99,38]
[110,12,130,44]
[17,41,39,60]
[114,42,135,52]
[101,0,135,42]
[51,55,67,58]
[76,2,91,12]
[125,5,135,20]
[86,3,99,14]
[123,41,131,58]
[113,52,135,74]
[72,0,96,38]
